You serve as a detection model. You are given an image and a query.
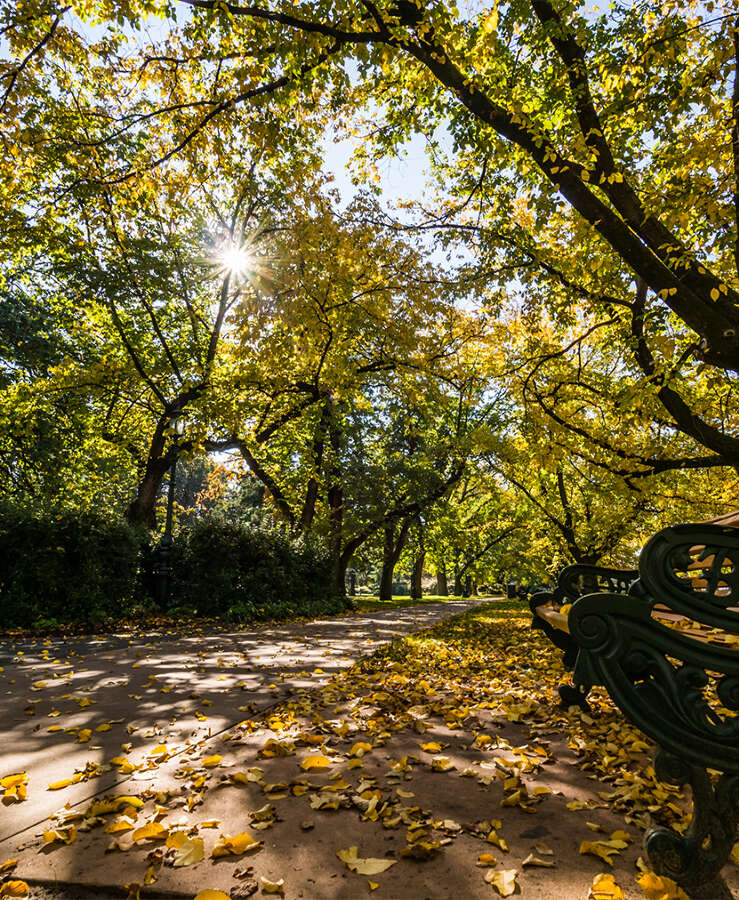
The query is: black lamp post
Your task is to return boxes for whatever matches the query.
[158,413,185,607]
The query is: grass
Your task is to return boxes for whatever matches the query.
[351,593,498,612]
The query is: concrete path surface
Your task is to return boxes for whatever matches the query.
[0,598,492,854]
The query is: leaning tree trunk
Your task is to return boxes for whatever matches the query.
[125,425,172,529]
[436,561,448,596]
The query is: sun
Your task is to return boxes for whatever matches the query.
[216,241,254,278]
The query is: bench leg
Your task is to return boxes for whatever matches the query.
[645,748,739,896]
[557,681,590,711]
[531,614,579,668]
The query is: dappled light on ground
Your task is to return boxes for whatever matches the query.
[1,600,736,899]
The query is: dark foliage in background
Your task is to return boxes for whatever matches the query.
[0,506,342,628]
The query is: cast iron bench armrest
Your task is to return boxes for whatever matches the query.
[529,564,638,667]
[567,522,739,895]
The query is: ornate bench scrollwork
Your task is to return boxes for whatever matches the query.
[568,523,739,895]
[529,564,637,669]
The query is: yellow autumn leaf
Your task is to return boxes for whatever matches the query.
[48,779,73,791]
[485,868,518,897]
[105,817,136,833]
[77,729,92,742]
[211,832,261,857]
[96,723,112,732]
[522,853,555,867]
[589,872,624,900]
[300,754,331,770]
[171,835,204,867]
[431,756,454,771]
[636,872,689,900]
[420,741,442,752]
[260,878,285,895]
[194,892,232,900]
[131,822,168,842]
[349,742,372,757]
[1,773,27,801]
[476,852,497,866]
[579,839,628,866]
[0,882,30,899]
[0,860,18,873]
[486,830,509,852]
[337,846,397,875]
[43,825,77,845]
[202,755,222,768]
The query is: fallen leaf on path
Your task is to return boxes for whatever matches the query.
[588,873,624,899]
[43,825,77,845]
[484,868,518,897]
[1,773,27,802]
[636,872,689,900]
[300,755,331,770]
[260,877,285,895]
[522,853,555,867]
[336,846,397,875]
[476,853,497,866]
[48,779,73,791]
[0,860,18,874]
[194,892,231,900]
[167,833,204,866]
[212,833,262,857]
[0,882,29,898]
[202,755,222,768]
[131,822,168,842]
[579,839,628,866]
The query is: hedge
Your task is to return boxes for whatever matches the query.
[0,507,344,628]
[0,505,142,627]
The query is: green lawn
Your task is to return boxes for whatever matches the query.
[352,593,495,612]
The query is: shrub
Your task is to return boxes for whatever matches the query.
[168,519,343,620]
[0,504,143,627]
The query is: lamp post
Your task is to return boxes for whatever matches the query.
[158,413,185,607]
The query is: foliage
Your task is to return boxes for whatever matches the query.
[0,504,143,627]
[168,518,343,620]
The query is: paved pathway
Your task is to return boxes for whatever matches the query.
[0,598,492,851]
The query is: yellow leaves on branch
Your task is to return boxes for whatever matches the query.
[1,773,28,802]
[336,846,397,875]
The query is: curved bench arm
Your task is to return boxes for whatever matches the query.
[568,522,739,893]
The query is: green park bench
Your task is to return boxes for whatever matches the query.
[529,516,739,896]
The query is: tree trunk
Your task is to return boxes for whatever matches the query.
[453,568,462,597]
[436,561,448,596]
[411,549,425,600]
[328,482,344,598]
[125,425,171,529]
[379,520,410,603]
[464,575,472,597]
